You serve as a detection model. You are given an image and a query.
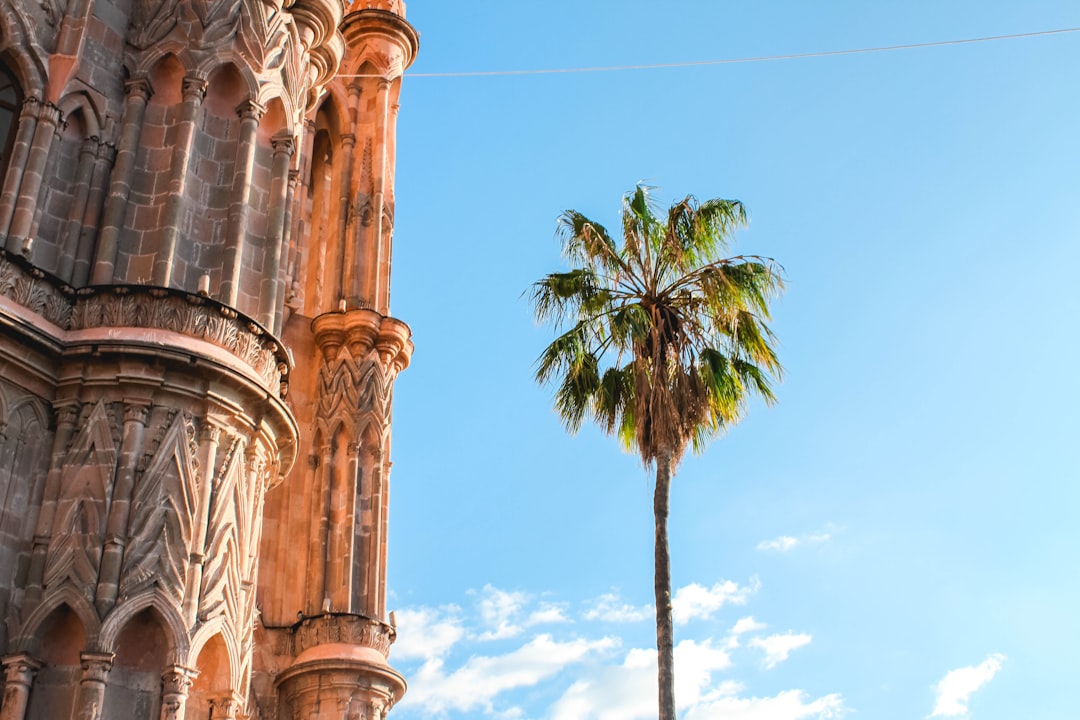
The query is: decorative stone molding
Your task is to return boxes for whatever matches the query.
[0,250,73,327]
[293,613,395,659]
[69,287,288,393]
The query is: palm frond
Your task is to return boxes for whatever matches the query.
[531,186,784,464]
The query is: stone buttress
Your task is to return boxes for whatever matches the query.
[0,0,418,718]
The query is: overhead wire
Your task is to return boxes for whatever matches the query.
[336,26,1080,79]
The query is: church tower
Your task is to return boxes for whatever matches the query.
[0,0,417,718]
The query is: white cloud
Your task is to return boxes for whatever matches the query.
[476,585,529,640]
[757,536,800,552]
[550,639,733,720]
[391,606,466,661]
[401,634,617,715]
[731,617,767,636]
[583,592,652,623]
[685,689,845,720]
[757,526,836,553]
[930,654,1005,717]
[528,602,571,626]
[672,579,758,625]
[748,633,812,669]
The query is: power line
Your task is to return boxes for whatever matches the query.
[337,26,1080,79]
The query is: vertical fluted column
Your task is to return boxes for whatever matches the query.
[57,137,100,282]
[23,403,80,608]
[221,100,265,306]
[159,666,195,720]
[184,423,222,625]
[95,402,150,614]
[0,655,41,720]
[72,138,115,286]
[0,99,39,244]
[307,446,331,613]
[153,75,206,287]
[276,168,300,335]
[92,79,152,285]
[258,132,295,327]
[69,652,112,720]
[6,101,61,255]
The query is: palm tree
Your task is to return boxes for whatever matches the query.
[529,185,783,720]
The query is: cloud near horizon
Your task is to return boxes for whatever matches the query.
[390,581,842,720]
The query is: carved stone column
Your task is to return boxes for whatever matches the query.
[23,403,80,609]
[159,666,195,720]
[221,100,265,306]
[258,132,296,328]
[7,100,62,255]
[96,401,151,614]
[0,98,40,243]
[184,423,223,625]
[70,652,113,720]
[153,75,208,287]
[0,654,41,720]
[92,78,152,284]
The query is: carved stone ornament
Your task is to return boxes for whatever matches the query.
[293,614,395,658]
[69,288,286,392]
[0,251,73,327]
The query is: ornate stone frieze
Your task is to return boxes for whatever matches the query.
[0,251,73,327]
[69,288,287,392]
[293,613,395,658]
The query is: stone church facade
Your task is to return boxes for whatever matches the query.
[0,0,417,718]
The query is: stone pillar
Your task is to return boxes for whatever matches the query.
[153,75,207,287]
[0,654,41,720]
[220,100,265,306]
[275,168,300,336]
[0,99,40,245]
[23,403,80,608]
[258,132,295,328]
[96,402,150,614]
[159,666,195,720]
[69,652,112,720]
[92,78,152,285]
[72,138,115,287]
[7,100,62,255]
[57,137,100,282]
[184,423,223,624]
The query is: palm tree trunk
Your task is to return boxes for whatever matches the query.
[653,449,676,720]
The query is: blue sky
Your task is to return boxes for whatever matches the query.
[379,2,1080,718]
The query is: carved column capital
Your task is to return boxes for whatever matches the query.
[79,652,114,683]
[182,76,208,102]
[271,133,295,158]
[124,78,153,103]
[236,99,266,123]
[123,402,151,426]
[2,653,42,684]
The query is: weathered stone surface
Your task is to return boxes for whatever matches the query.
[0,1,417,718]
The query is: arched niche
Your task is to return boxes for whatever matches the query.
[184,633,232,720]
[101,608,171,719]
[24,604,85,720]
